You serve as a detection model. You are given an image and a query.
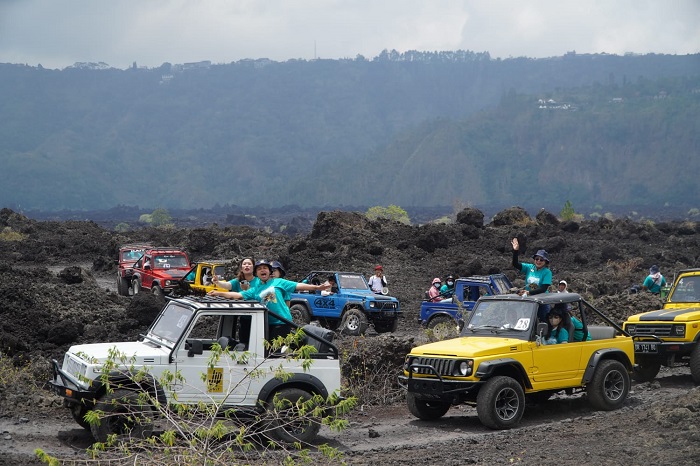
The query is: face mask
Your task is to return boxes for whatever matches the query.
[447,281,453,286]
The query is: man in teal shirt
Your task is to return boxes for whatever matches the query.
[209,259,329,340]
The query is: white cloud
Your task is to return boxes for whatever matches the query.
[0,0,698,69]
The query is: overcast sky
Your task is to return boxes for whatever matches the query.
[1,0,699,70]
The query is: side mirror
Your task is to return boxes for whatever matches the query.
[536,322,548,346]
[187,339,203,357]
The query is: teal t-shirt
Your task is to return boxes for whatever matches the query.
[519,262,552,292]
[228,276,261,292]
[241,278,296,325]
[571,316,592,342]
[643,275,667,293]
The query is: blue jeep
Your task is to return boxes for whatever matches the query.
[419,274,514,328]
[289,271,401,336]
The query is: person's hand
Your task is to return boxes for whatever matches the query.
[212,275,219,284]
[208,290,220,296]
[511,238,519,251]
[318,281,332,291]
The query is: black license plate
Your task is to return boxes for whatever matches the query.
[634,342,658,353]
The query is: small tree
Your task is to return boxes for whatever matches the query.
[366,205,410,225]
[560,200,576,221]
[151,208,172,227]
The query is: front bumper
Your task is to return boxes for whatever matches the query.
[47,359,99,403]
[399,362,482,401]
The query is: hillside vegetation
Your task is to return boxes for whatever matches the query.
[1,51,699,212]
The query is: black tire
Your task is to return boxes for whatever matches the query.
[374,317,399,333]
[117,275,130,296]
[406,392,450,420]
[340,308,369,336]
[476,376,525,430]
[427,314,455,329]
[69,403,91,430]
[587,359,630,411]
[290,304,311,326]
[267,387,321,444]
[151,285,164,299]
[132,279,141,295]
[689,344,700,384]
[632,360,661,383]
[90,388,154,443]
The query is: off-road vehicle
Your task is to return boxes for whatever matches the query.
[623,268,700,383]
[289,271,401,335]
[116,244,151,296]
[419,274,514,328]
[176,261,230,296]
[48,295,342,443]
[400,293,633,429]
[130,247,191,297]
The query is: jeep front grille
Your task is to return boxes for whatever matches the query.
[633,324,673,336]
[411,357,454,376]
[64,354,88,379]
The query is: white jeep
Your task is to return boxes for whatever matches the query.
[48,295,342,444]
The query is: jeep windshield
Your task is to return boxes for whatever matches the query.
[462,300,534,335]
[149,302,194,343]
[121,249,144,261]
[668,276,700,303]
[338,273,370,290]
[154,254,189,269]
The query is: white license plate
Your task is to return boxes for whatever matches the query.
[634,342,658,353]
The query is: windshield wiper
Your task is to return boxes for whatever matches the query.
[468,325,502,333]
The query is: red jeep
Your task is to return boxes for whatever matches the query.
[131,248,192,298]
[116,244,152,296]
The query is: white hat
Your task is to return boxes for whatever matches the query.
[559,280,567,286]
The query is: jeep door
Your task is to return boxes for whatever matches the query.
[172,313,258,404]
[529,341,584,387]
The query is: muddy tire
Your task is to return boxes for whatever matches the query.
[117,275,130,296]
[290,304,311,326]
[151,285,163,299]
[90,388,154,443]
[69,403,91,430]
[340,308,369,336]
[632,360,661,383]
[587,359,630,410]
[267,387,321,444]
[690,344,700,384]
[406,392,450,420]
[132,279,141,295]
[427,314,454,329]
[476,376,525,429]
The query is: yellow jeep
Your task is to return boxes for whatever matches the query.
[399,293,634,429]
[623,268,700,383]
[178,261,230,296]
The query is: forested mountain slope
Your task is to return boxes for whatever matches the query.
[0,51,698,211]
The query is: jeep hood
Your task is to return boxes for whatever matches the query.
[411,336,525,358]
[68,341,170,364]
[153,268,189,279]
[626,307,700,322]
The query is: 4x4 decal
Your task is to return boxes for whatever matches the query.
[313,297,336,309]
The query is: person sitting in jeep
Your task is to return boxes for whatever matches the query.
[544,306,569,344]
[440,275,456,298]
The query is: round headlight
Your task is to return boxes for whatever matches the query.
[458,361,470,376]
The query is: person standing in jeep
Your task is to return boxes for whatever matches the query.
[209,259,330,339]
[511,237,552,322]
[368,265,387,294]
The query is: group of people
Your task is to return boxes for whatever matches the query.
[426,275,457,302]
[208,258,330,340]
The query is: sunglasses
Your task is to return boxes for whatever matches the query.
[534,257,546,262]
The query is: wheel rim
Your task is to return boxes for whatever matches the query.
[346,313,360,331]
[494,387,520,421]
[604,369,625,401]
